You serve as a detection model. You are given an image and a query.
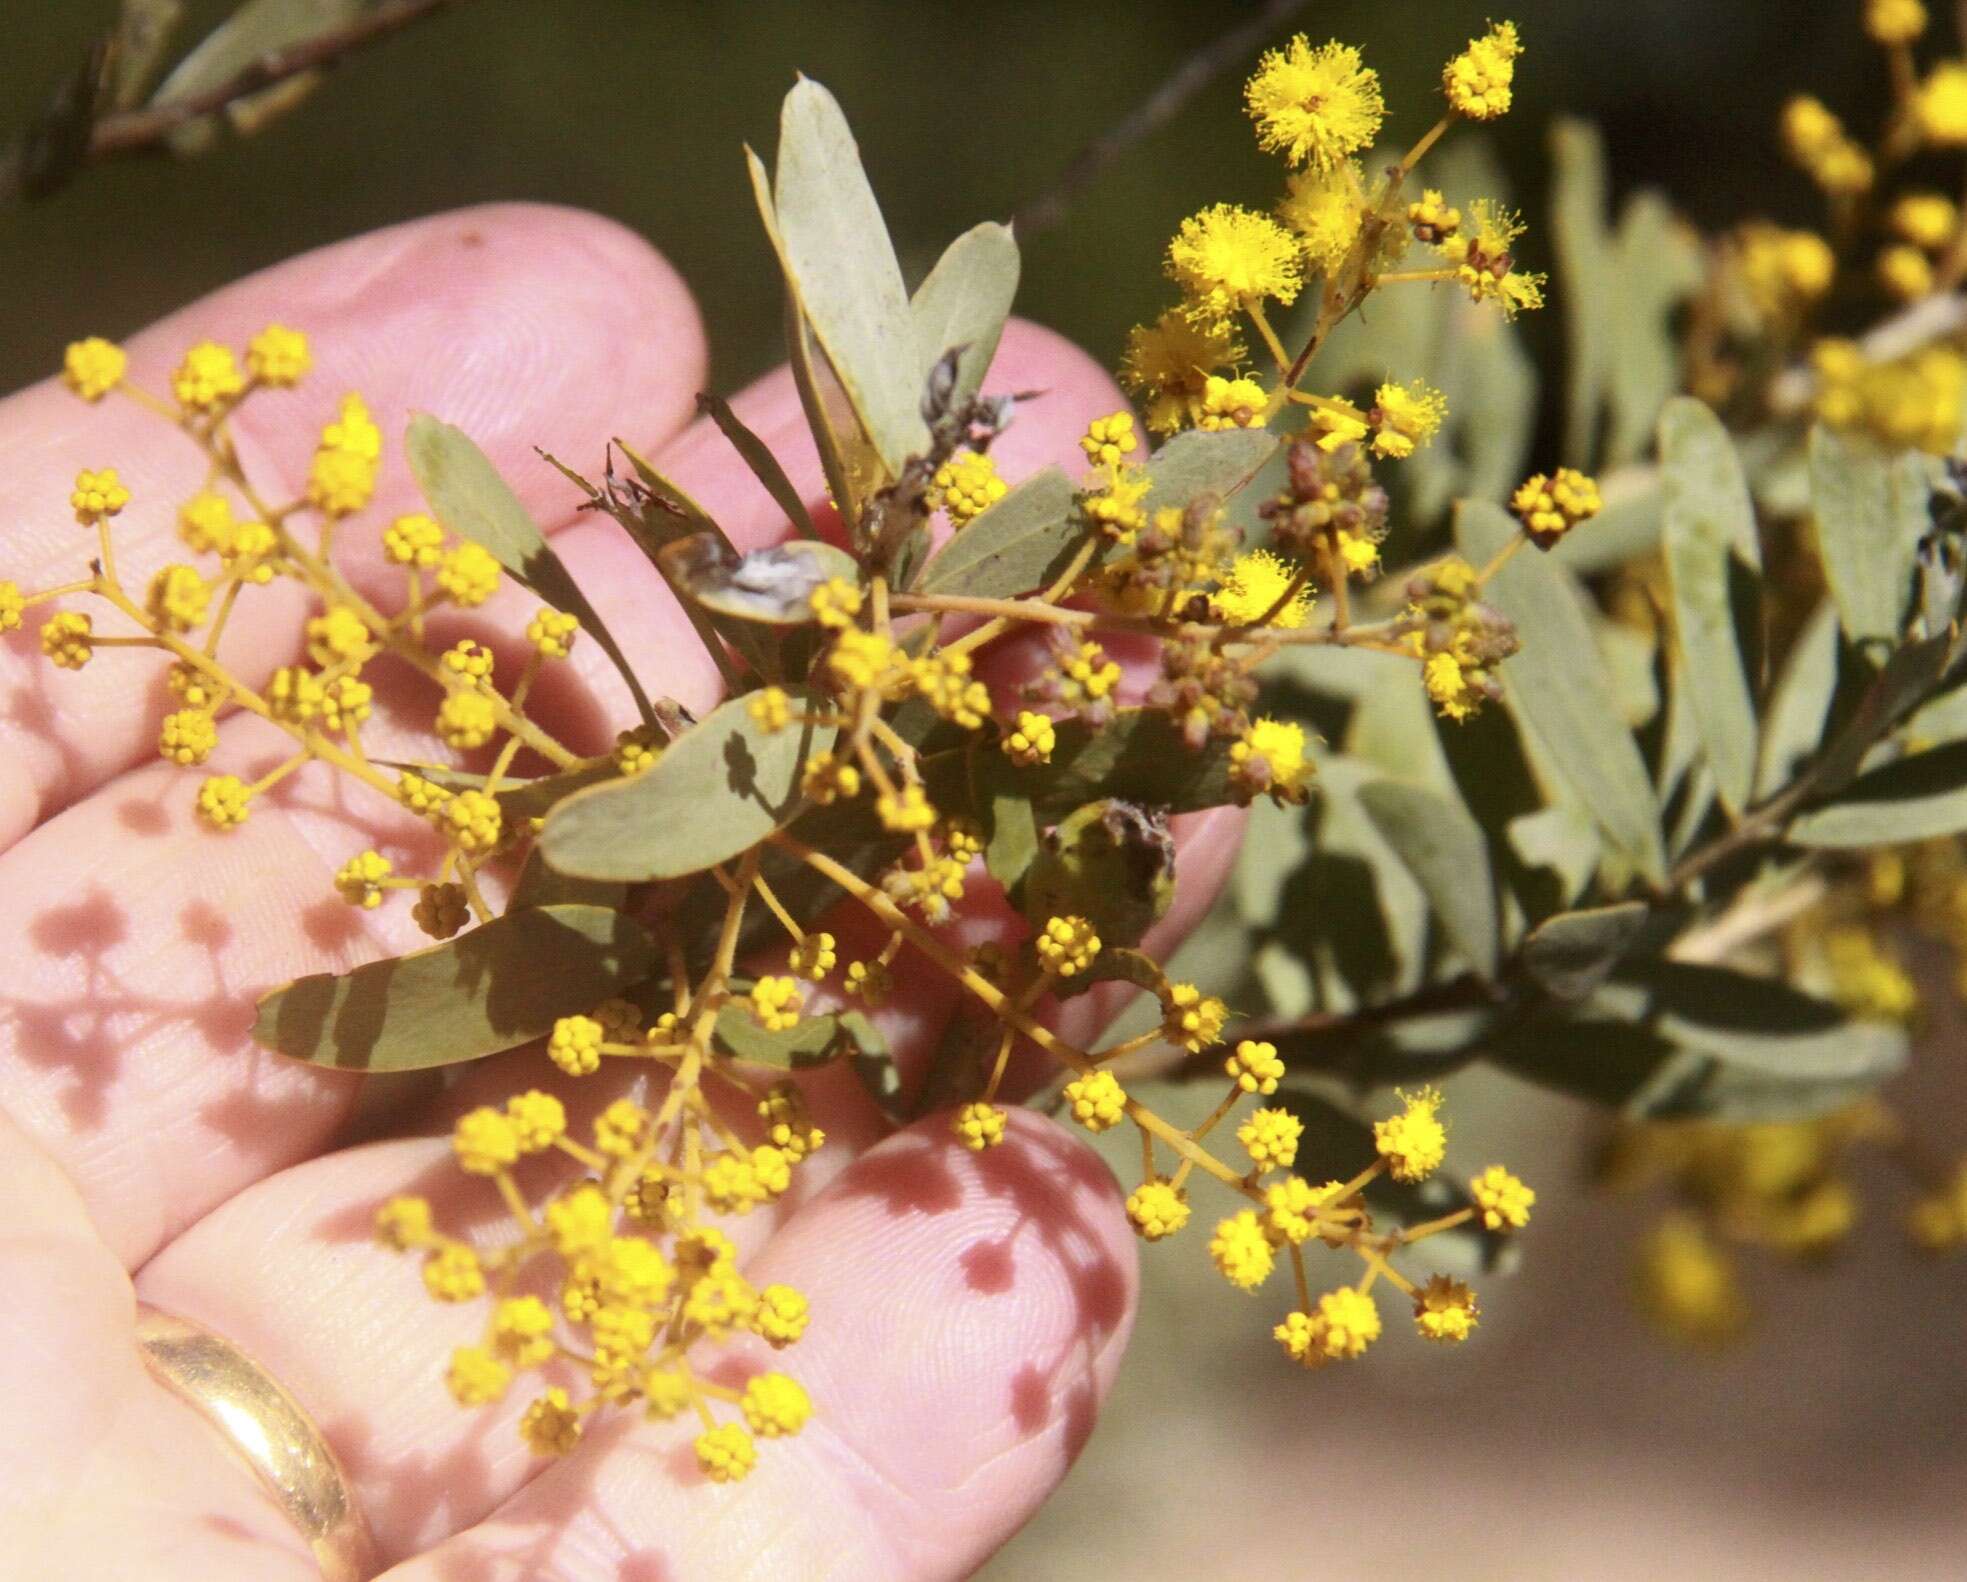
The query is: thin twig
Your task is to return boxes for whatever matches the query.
[5,0,467,198]
[1012,0,1313,239]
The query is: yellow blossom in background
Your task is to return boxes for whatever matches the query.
[1866,0,1927,44]
[444,1345,509,1407]
[436,542,501,606]
[521,1389,583,1457]
[1914,60,1967,144]
[1120,309,1248,434]
[334,850,393,909]
[1879,244,1935,302]
[1166,203,1304,327]
[1244,36,1384,169]
[1277,162,1366,273]
[1443,20,1523,121]
[1891,192,1957,249]
[788,931,837,981]
[1636,1214,1749,1345]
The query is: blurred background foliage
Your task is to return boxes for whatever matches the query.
[0,0,1892,418]
[9,3,1966,1577]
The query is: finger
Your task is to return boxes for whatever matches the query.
[383,1110,1137,1582]
[0,1111,320,1581]
[0,202,707,848]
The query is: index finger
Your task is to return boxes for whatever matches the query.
[0,202,707,849]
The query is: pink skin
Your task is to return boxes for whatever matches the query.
[0,206,1246,1580]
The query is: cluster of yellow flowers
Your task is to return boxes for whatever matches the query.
[1728,0,1967,451]
[8,20,1586,1461]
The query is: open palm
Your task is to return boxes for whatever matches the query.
[0,205,1242,1581]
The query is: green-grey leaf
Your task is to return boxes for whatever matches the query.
[916,467,1079,599]
[1491,966,1906,1122]
[1754,599,1840,799]
[542,690,835,880]
[911,221,1020,416]
[1788,740,1967,846]
[1458,501,1666,883]
[774,78,926,478]
[1519,901,1650,1000]
[1141,428,1278,515]
[149,0,360,153]
[111,0,186,109]
[1809,425,1929,652]
[508,847,629,914]
[1659,397,1762,815]
[697,393,818,540]
[1605,194,1704,467]
[970,747,1041,897]
[1549,468,1662,575]
[1358,779,1499,979]
[1550,118,1613,465]
[406,415,657,723]
[254,905,657,1071]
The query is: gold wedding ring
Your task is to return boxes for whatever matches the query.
[134,1303,377,1582]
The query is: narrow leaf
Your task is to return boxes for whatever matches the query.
[774,79,927,477]
[1659,397,1762,815]
[911,221,1020,417]
[1519,901,1650,1000]
[697,392,818,540]
[1810,426,1928,652]
[255,906,657,1071]
[542,690,834,880]
[1789,740,1967,846]
[1457,501,1666,882]
[407,416,656,722]
[1358,779,1499,979]
[1549,119,1613,465]
[149,0,359,153]
[1754,598,1840,799]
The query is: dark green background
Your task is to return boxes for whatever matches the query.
[2,1,1890,405]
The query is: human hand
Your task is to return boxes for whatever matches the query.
[0,205,1242,1581]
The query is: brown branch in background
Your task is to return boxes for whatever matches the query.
[3,0,467,201]
[1012,0,1313,240]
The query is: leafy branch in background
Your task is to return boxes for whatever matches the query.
[1,0,468,202]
